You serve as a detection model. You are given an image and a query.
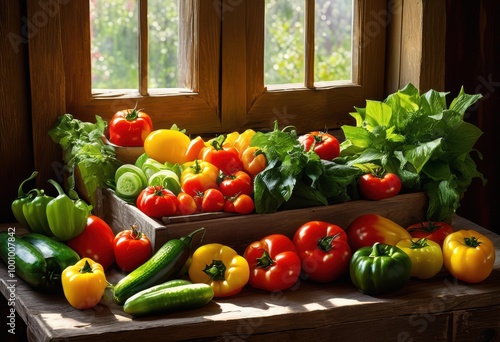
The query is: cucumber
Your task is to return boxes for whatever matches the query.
[115,164,148,188]
[22,233,80,273]
[123,283,214,317]
[127,278,192,297]
[113,227,205,304]
[0,231,49,290]
[115,171,144,199]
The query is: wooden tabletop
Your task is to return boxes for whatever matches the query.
[1,215,499,341]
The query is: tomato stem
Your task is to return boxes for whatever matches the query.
[256,250,275,268]
[317,232,341,252]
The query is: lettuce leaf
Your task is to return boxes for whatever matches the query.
[340,84,486,222]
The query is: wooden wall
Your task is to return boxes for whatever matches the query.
[1,1,33,224]
[1,0,498,233]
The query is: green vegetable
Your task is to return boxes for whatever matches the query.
[115,164,148,187]
[22,189,53,236]
[0,231,51,291]
[339,84,486,222]
[251,122,361,213]
[46,179,91,241]
[113,227,206,304]
[48,114,122,207]
[22,233,80,275]
[349,242,412,295]
[11,171,38,227]
[115,172,145,200]
[125,278,192,298]
[123,282,214,317]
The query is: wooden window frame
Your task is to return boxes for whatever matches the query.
[27,0,445,185]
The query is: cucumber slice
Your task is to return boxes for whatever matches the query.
[115,164,148,188]
[116,171,144,199]
[148,170,181,195]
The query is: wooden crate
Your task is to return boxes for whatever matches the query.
[101,188,428,253]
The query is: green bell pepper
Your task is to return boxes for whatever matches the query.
[22,189,54,236]
[46,179,91,241]
[11,171,38,226]
[349,242,412,295]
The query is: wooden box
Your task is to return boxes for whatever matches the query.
[100,188,428,253]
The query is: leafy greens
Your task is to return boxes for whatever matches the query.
[251,123,361,213]
[48,114,122,206]
[339,83,486,221]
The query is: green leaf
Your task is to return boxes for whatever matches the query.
[449,86,482,115]
[365,100,392,128]
[403,138,442,174]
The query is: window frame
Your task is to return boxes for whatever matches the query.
[60,0,222,134]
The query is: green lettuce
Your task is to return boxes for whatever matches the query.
[340,83,486,221]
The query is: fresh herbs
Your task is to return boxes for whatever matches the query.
[48,114,122,206]
[251,123,361,213]
[340,83,486,222]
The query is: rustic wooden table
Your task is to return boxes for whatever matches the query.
[1,215,499,342]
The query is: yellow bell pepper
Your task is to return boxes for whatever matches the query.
[233,129,256,157]
[442,229,495,283]
[61,258,108,309]
[396,238,444,280]
[188,243,249,297]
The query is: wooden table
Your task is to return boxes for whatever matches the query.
[1,216,499,342]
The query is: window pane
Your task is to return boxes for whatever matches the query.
[264,0,305,85]
[148,0,179,88]
[315,0,353,82]
[90,0,138,89]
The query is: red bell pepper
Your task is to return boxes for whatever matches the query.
[243,234,301,291]
[292,221,352,283]
[346,213,411,251]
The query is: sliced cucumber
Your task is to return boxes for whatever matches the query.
[148,170,181,195]
[115,164,148,188]
[116,171,144,199]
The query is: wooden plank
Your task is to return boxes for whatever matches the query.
[27,0,67,189]
[138,0,148,96]
[304,0,315,89]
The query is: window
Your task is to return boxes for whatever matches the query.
[31,0,387,136]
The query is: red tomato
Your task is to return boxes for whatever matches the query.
[108,107,153,147]
[233,194,255,214]
[200,136,243,175]
[176,192,197,215]
[293,221,351,283]
[218,170,253,197]
[201,188,225,212]
[243,234,301,292]
[359,171,402,200]
[406,220,455,246]
[298,131,340,160]
[136,186,179,219]
[66,215,115,271]
[113,225,152,272]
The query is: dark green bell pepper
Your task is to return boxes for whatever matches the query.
[22,189,54,236]
[349,242,412,295]
[11,171,38,226]
[46,179,91,241]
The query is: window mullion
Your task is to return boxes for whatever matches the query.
[304,0,315,89]
[139,0,148,95]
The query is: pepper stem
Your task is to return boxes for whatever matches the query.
[17,171,38,197]
[203,259,226,281]
[464,236,481,247]
[79,260,94,274]
[256,250,275,268]
[48,179,67,197]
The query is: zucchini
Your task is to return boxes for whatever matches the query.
[123,283,214,317]
[0,231,49,290]
[113,227,205,304]
[22,233,80,273]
